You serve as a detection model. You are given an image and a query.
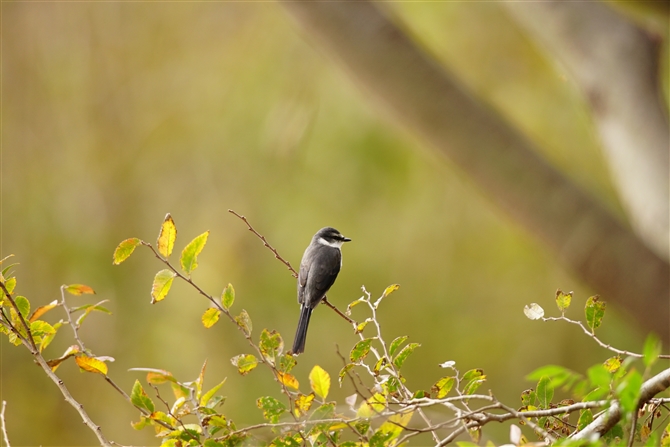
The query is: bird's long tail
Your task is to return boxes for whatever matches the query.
[292,305,313,355]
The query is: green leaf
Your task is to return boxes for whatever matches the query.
[200,378,227,407]
[412,389,429,399]
[222,283,235,310]
[257,396,286,423]
[30,320,56,338]
[642,333,661,368]
[202,308,221,328]
[4,276,16,294]
[616,370,642,414]
[338,363,354,386]
[462,369,485,382]
[74,300,112,327]
[157,214,177,258]
[463,377,486,395]
[259,329,283,360]
[431,377,455,399]
[350,338,373,362]
[40,321,62,352]
[555,289,572,313]
[309,365,331,400]
[520,389,536,406]
[587,364,611,389]
[585,295,606,333]
[536,376,554,408]
[230,354,258,375]
[388,336,408,358]
[180,230,209,275]
[64,284,96,295]
[130,380,155,413]
[577,409,593,431]
[393,343,420,369]
[151,269,175,303]
[523,303,544,320]
[235,309,252,336]
[278,354,297,374]
[113,238,142,265]
[14,296,30,319]
[461,369,486,396]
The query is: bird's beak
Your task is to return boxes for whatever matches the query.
[343,236,352,242]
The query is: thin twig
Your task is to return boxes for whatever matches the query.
[1,401,10,447]
[543,315,670,359]
[228,209,298,278]
[59,285,87,352]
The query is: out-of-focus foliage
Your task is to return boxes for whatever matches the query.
[2,2,666,444]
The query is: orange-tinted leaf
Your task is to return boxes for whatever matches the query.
[157,214,177,258]
[46,345,80,371]
[277,372,299,390]
[29,300,60,322]
[75,354,108,375]
[113,238,142,265]
[64,284,96,296]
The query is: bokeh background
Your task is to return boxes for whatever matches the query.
[1,2,668,445]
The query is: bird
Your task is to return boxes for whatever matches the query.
[292,227,351,355]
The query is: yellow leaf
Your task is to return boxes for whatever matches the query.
[75,354,108,375]
[383,284,400,298]
[64,284,96,295]
[157,214,177,258]
[151,269,175,303]
[113,238,141,265]
[378,411,413,440]
[277,372,299,390]
[309,365,331,400]
[357,393,386,418]
[294,393,315,417]
[201,308,221,328]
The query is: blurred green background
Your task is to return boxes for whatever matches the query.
[1,2,666,445]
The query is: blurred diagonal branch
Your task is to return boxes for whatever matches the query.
[279,1,669,339]
[504,0,669,261]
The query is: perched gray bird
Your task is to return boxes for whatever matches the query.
[292,227,351,354]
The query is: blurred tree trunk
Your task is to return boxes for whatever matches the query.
[279,0,669,340]
[505,0,669,262]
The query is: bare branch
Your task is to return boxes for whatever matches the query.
[572,367,670,440]
[1,401,10,447]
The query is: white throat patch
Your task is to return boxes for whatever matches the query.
[317,237,344,249]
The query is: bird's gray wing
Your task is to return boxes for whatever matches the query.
[305,247,341,308]
[298,257,309,304]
